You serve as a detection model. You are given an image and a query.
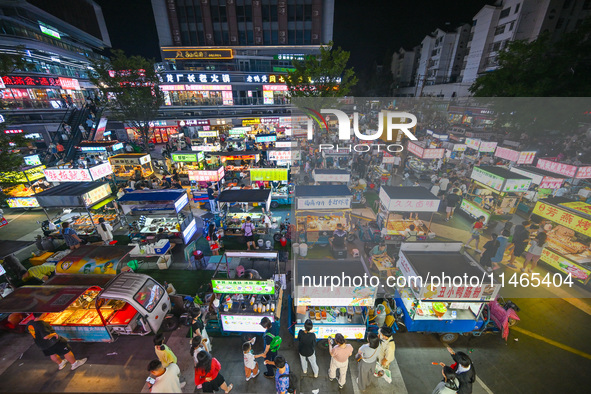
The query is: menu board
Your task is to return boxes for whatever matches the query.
[297,197,351,210]
[470,167,504,191]
[532,201,591,238]
[0,165,46,183]
[188,166,224,182]
[7,197,40,208]
[479,141,497,153]
[517,151,536,165]
[172,152,199,162]
[294,324,366,340]
[502,178,531,193]
[212,279,275,294]
[24,155,42,166]
[539,248,591,283]
[250,168,288,181]
[460,200,491,224]
[81,183,112,207]
[465,138,481,150]
[220,314,274,333]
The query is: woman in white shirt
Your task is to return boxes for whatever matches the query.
[521,232,547,273]
[97,217,114,245]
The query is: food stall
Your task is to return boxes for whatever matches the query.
[0,272,170,341]
[393,242,502,343]
[249,168,292,207]
[494,146,536,166]
[108,153,154,181]
[0,164,47,209]
[321,148,350,169]
[377,186,439,245]
[530,199,591,284]
[77,140,124,160]
[207,251,282,336]
[294,185,352,246]
[291,257,377,340]
[170,151,206,181]
[442,141,467,161]
[118,189,196,245]
[405,141,445,179]
[510,166,566,205]
[217,189,280,238]
[312,169,350,184]
[209,151,261,182]
[460,166,532,224]
[35,182,117,238]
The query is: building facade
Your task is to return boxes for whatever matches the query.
[151,0,334,106]
[390,46,418,89]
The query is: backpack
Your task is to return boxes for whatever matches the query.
[265,332,282,352]
[279,372,298,394]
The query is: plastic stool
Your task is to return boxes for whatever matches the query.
[109,240,118,245]
[352,249,360,258]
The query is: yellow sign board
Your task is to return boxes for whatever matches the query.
[0,165,46,183]
[532,201,591,238]
[250,168,288,181]
[560,201,591,217]
[539,247,591,283]
[162,47,233,60]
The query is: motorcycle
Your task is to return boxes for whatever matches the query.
[273,219,291,242]
[346,220,382,243]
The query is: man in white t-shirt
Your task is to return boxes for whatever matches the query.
[147,360,183,393]
[392,155,402,174]
[439,175,450,193]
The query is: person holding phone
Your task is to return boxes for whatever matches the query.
[147,359,183,393]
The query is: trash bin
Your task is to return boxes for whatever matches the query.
[299,243,308,257]
[257,239,264,248]
[292,243,300,256]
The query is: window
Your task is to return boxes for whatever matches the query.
[186,5,195,23]
[499,7,510,19]
[509,21,515,31]
[563,0,572,9]
[220,6,227,23]
[556,18,564,29]
[472,19,477,26]
[494,25,506,35]
[584,0,591,10]
[212,6,220,23]
[134,279,165,313]
[262,5,270,22]
[271,5,278,22]
[515,3,520,13]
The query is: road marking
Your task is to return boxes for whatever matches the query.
[6,212,26,224]
[476,376,494,394]
[512,326,591,360]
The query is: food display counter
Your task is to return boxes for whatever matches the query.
[377,186,439,244]
[118,189,196,244]
[291,258,377,340]
[207,251,282,335]
[223,212,281,237]
[108,153,154,180]
[217,189,276,235]
[0,164,47,208]
[393,242,502,342]
[0,272,170,341]
[460,166,532,224]
[295,185,352,245]
[530,199,591,284]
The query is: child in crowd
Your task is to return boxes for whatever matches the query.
[243,338,259,381]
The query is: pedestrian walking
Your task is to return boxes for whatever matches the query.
[27,314,87,371]
[194,351,233,393]
[189,308,211,352]
[154,333,177,368]
[445,346,475,394]
[491,229,510,270]
[297,319,319,378]
[430,181,440,197]
[465,216,485,252]
[97,217,113,245]
[521,232,548,273]
[444,189,461,221]
[328,333,354,389]
[190,335,206,366]
[375,326,396,381]
[147,359,183,393]
[242,216,258,251]
[480,233,500,272]
[432,365,460,394]
[506,221,532,268]
[243,339,259,381]
[60,222,82,250]
[356,332,380,391]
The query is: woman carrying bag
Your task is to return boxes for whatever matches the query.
[355,332,380,391]
[188,308,212,353]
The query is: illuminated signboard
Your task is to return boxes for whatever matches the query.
[221,314,274,333]
[212,279,275,295]
[460,199,491,224]
[256,135,277,143]
[229,127,251,136]
[188,166,225,182]
[24,155,41,166]
[4,129,24,134]
[182,218,197,243]
[172,152,199,162]
[7,197,40,208]
[470,167,505,192]
[162,48,233,60]
[198,130,218,138]
[0,165,46,183]
[161,72,231,84]
[58,78,80,90]
[39,23,61,39]
[242,118,261,126]
[179,119,210,126]
[191,144,220,152]
[263,84,289,91]
[81,184,112,207]
[250,168,289,181]
[294,324,366,340]
[174,193,189,212]
[112,142,124,151]
[274,54,306,61]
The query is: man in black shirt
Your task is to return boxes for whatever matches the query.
[445,189,462,221]
[297,319,319,378]
[27,315,87,371]
[330,224,347,249]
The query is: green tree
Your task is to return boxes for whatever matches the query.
[469,18,591,97]
[90,50,164,153]
[286,41,358,98]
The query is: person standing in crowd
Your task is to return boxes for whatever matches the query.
[491,229,511,270]
[445,189,461,221]
[356,332,380,391]
[242,216,258,251]
[97,217,113,245]
[433,365,461,394]
[27,314,87,371]
[194,351,233,393]
[404,224,418,242]
[328,333,354,389]
[480,233,500,272]
[147,359,183,393]
[208,222,221,255]
[189,308,211,352]
[393,154,402,175]
[154,333,177,369]
[61,222,82,250]
[465,216,486,252]
[506,220,532,269]
[255,317,279,378]
[376,326,396,376]
[430,181,440,197]
[445,346,476,394]
[243,338,259,381]
[190,335,206,367]
[297,319,319,378]
[264,355,291,394]
[439,174,450,196]
[521,232,548,274]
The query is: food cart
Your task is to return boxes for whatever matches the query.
[0,164,47,209]
[217,189,281,238]
[510,166,566,207]
[312,169,350,184]
[170,151,206,181]
[377,186,439,245]
[405,141,445,179]
[118,189,196,245]
[249,168,292,208]
[294,185,352,246]
[393,242,503,343]
[209,151,261,182]
[530,198,591,284]
[291,257,377,341]
[35,182,117,239]
[206,251,283,336]
[108,153,154,181]
[460,166,532,225]
[0,272,170,341]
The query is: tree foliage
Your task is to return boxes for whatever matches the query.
[470,18,591,97]
[286,41,358,98]
[90,50,164,153]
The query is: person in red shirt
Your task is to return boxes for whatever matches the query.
[194,351,233,393]
[465,216,486,252]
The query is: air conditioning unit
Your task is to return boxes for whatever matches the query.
[312,34,318,39]
[279,31,286,37]
[231,36,237,41]
[206,34,212,39]
[255,26,261,32]
[313,11,319,16]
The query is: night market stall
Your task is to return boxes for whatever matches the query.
[206,251,283,336]
[510,166,567,206]
[117,189,196,245]
[108,153,154,181]
[0,163,47,209]
[249,168,292,207]
[405,141,445,180]
[170,151,206,182]
[312,169,351,184]
[217,189,281,239]
[76,140,124,161]
[0,271,170,341]
[294,185,352,246]
[530,199,591,285]
[291,257,377,341]
[460,166,532,224]
[209,151,261,182]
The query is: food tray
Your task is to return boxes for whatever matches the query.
[52,310,74,325]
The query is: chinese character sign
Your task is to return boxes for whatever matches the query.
[479,141,497,153]
[533,202,591,238]
[250,168,289,181]
[296,197,351,210]
[517,151,536,165]
[44,168,92,182]
[470,167,504,191]
[539,177,564,189]
[268,150,291,161]
[576,166,591,179]
[89,163,113,181]
[465,138,481,150]
[494,147,520,162]
[536,158,577,178]
[407,141,424,158]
